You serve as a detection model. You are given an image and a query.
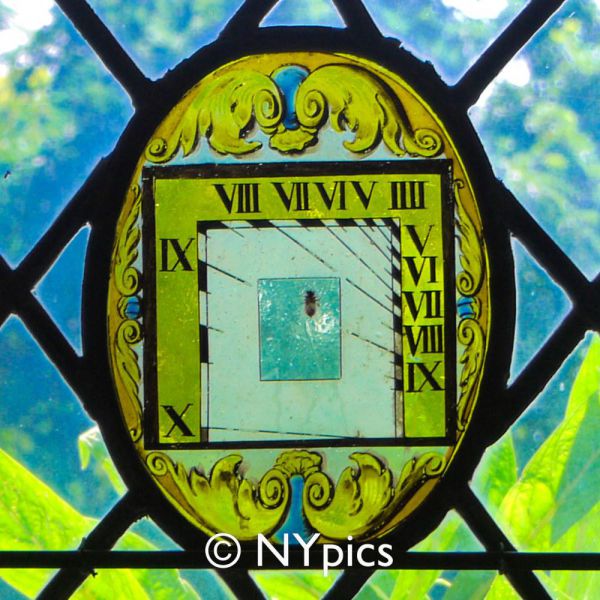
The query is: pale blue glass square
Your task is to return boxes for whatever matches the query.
[258,277,341,381]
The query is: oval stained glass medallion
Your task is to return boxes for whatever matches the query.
[97,47,513,547]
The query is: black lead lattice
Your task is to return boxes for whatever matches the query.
[0,0,599,599]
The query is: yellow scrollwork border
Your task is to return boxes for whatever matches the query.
[111,184,143,442]
[143,449,447,541]
[145,64,443,160]
[454,179,487,431]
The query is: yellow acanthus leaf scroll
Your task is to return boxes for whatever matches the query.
[146,70,285,161]
[455,180,485,298]
[303,453,393,540]
[114,311,142,441]
[146,452,295,540]
[272,65,442,156]
[303,452,447,540]
[114,185,142,297]
[458,315,485,430]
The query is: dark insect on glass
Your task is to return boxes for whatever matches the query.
[304,290,318,317]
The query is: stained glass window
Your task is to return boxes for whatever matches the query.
[0,1,598,598]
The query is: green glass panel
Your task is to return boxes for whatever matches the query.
[258,277,341,381]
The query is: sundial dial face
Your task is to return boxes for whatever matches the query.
[143,160,454,448]
[103,50,500,544]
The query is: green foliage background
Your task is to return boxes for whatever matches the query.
[0,0,598,597]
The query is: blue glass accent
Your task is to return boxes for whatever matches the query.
[272,65,309,130]
[124,295,142,320]
[457,296,475,318]
[273,476,316,544]
[258,277,341,381]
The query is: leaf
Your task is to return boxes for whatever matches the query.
[548,501,600,598]
[78,426,127,496]
[358,511,477,599]
[484,576,520,599]
[498,336,600,550]
[76,571,150,600]
[551,336,600,541]
[444,436,518,599]
[485,572,564,600]
[108,534,200,600]
[473,433,518,513]
[0,448,94,596]
[445,570,496,600]
[0,449,199,599]
[452,339,599,599]
[253,571,337,599]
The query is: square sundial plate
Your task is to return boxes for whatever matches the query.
[142,161,456,448]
